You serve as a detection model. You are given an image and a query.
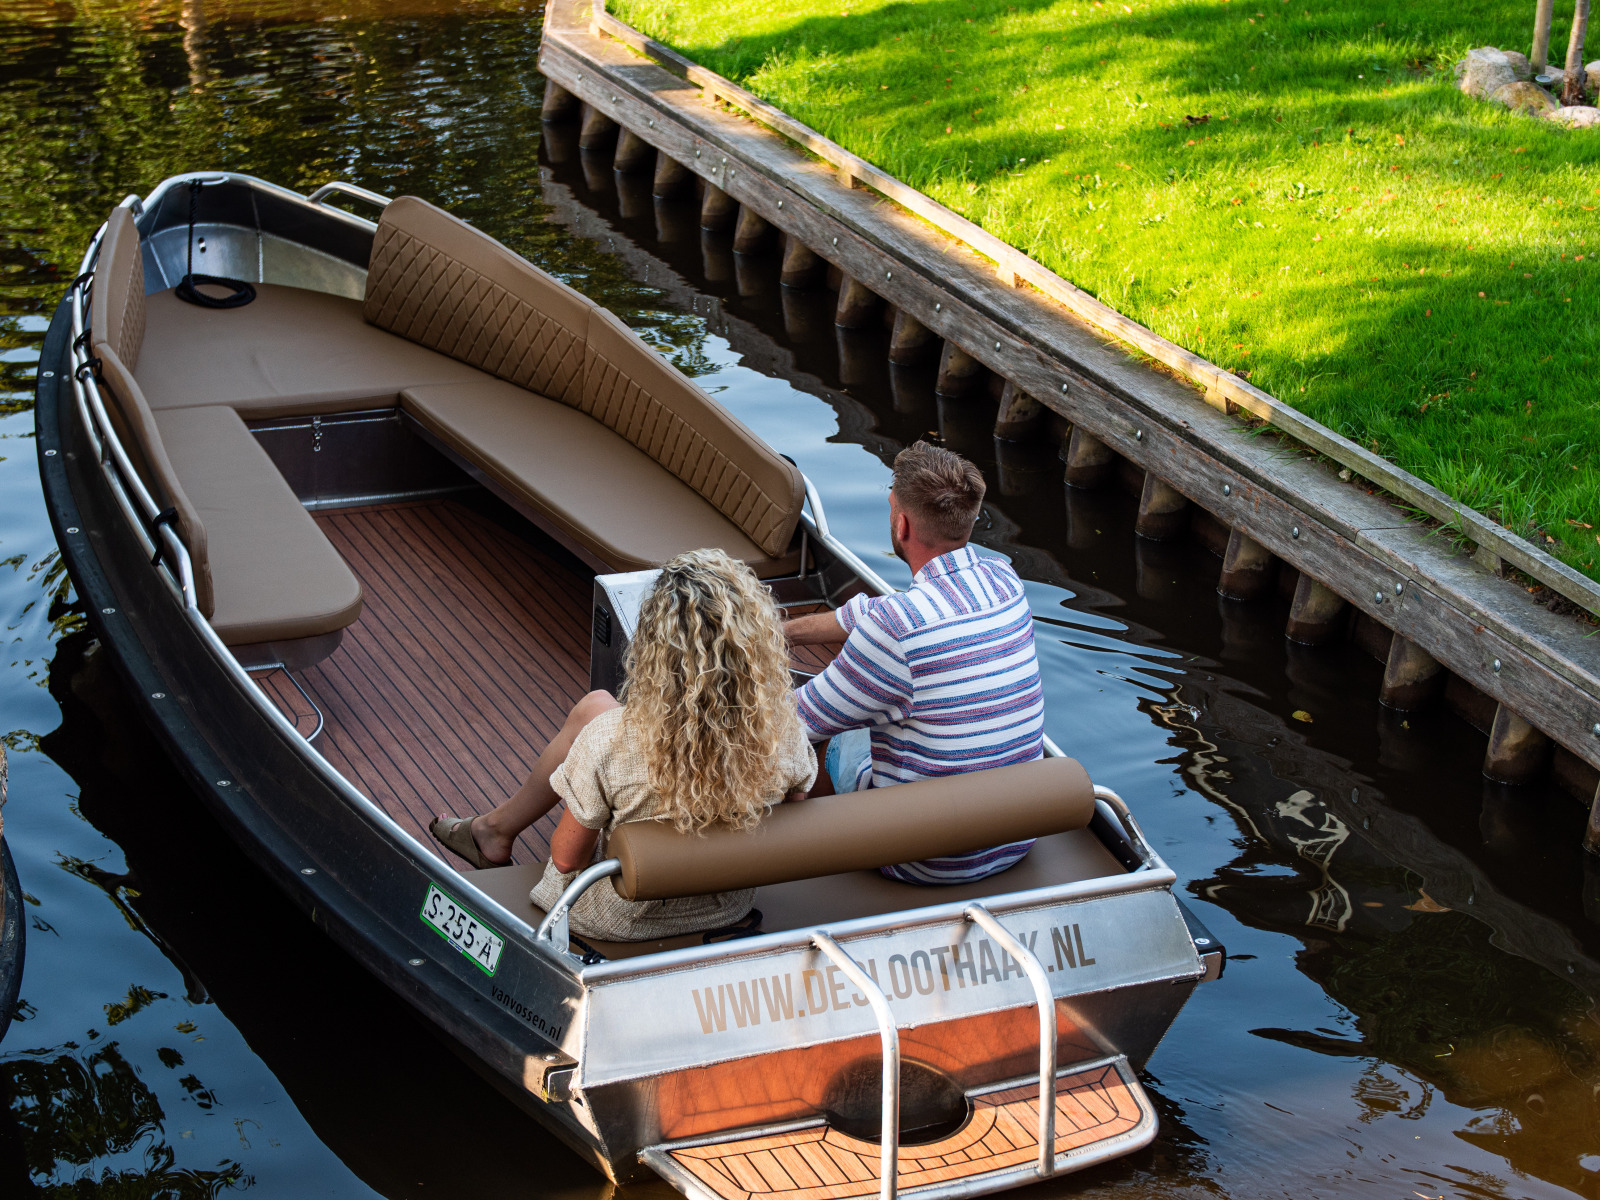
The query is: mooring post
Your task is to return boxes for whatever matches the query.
[541,80,580,122]
[835,277,882,328]
[1064,427,1116,489]
[780,236,826,289]
[887,311,937,366]
[935,343,983,397]
[653,152,694,199]
[1483,704,1551,784]
[577,103,618,152]
[732,206,774,254]
[994,381,1046,441]
[1585,781,1600,854]
[613,128,654,173]
[1285,575,1347,645]
[700,183,738,230]
[1135,475,1189,540]
[1379,636,1444,710]
[1217,529,1274,600]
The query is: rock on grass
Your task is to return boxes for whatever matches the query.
[1492,80,1559,114]
[1457,47,1515,98]
[1502,49,1533,82]
[1547,105,1600,127]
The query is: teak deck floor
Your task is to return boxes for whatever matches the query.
[256,497,841,868]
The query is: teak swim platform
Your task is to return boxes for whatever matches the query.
[36,173,1223,1193]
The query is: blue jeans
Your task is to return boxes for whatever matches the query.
[824,727,873,793]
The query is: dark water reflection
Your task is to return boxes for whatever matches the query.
[1,2,1598,1197]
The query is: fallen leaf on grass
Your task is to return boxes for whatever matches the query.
[1291,709,1314,723]
[1566,519,1593,529]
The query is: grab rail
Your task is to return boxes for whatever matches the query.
[964,903,1057,1176]
[307,181,393,211]
[536,859,623,956]
[810,930,899,1200]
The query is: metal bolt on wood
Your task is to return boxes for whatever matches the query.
[1484,704,1552,784]
[780,236,826,289]
[699,182,738,231]
[994,381,1047,442]
[652,151,694,199]
[835,277,882,329]
[1217,529,1275,600]
[1135,475,1189,541]
[732,205,774,255]
[888,311,937,366]
[1285,575,1348,645]
[935,343,984,397]
[1379,636,1445,711]
[541,80,580,121]
[613,128,654,173]
[577,102,618,151]
[1064,427,1117,490]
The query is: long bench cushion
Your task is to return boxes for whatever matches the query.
[94,348,214,616]
[136,282,491,418]
[402,378,783,574]
[154,404,363,645]
[91,208,147,371]
[365,196,591,407]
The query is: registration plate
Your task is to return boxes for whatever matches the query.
[420,884,504,976]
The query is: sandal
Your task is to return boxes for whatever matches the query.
[429,815,510,870]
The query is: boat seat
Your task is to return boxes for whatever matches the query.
[135,282,492,419]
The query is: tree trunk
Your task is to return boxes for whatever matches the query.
[1562,0,1591,103]
[1534,0,1556,68]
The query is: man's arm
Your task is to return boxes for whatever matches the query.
[784,610,846,646]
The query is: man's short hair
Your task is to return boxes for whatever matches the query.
[891,441,985,544]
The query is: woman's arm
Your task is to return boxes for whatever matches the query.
[549,809,601,874]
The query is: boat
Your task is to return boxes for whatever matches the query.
[36,171,1224,1196]
[0,748,22,1046]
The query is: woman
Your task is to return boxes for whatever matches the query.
[430,549,815,941]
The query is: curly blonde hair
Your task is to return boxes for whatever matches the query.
[622,549,798,832]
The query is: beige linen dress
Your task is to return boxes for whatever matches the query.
[530,705,817,941]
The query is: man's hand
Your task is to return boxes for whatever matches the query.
[784,610,846,646]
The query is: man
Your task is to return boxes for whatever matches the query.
[787,442,1045,884]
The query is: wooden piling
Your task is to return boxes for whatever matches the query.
[780,236,826,289]
[1135,475,1189,540]
[1285,575,1347,645]
[994,381,1046,441]
[835,277,882,328]
[1064,427,1116,489]
[653,152,694,199]
[613,128,654,173]
[541,80,580,122]
[935,344,983,397]
[1586,782,1600,854]
[732,205,774,254]
[1379,637,1444,710]
[700,183,738,230]
[888,311,937,366]
[1217,529,1274,600]
[577,102,618,152]
[1483,705,1551,784]
[836,328,877,387]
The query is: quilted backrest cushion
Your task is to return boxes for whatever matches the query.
[95,348,214,618]
[364,196,590,406]
[90,207,146,372]
[582,309,804,558]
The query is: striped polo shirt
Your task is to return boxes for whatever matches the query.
[795,545,1045,884]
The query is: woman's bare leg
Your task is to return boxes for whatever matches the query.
[453,689,619,864]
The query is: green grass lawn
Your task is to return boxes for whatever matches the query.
[612,0,1600,579]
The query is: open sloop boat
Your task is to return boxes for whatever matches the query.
[37,171,1222,1196]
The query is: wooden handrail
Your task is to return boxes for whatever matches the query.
[589,1,1600,619]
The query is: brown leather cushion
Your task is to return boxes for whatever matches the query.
[611,757,1097,901]
[365,195,591,407]
[137,282,490,418]
[154,404,363,645]
[402,378,791,575]
[94,348,214,616]
[582,310,803,559]
[91,208,146,372]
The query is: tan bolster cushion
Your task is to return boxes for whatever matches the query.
[94,348,214,617]
[611,757,1096,901]
[402,379,785,574]
[364,196,591,407]
[91,208,146,372]
[153,405,363,645]
[582,310,804,559]
[138,282,491,418]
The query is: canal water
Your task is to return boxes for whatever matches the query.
[2,1,1598,1196]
